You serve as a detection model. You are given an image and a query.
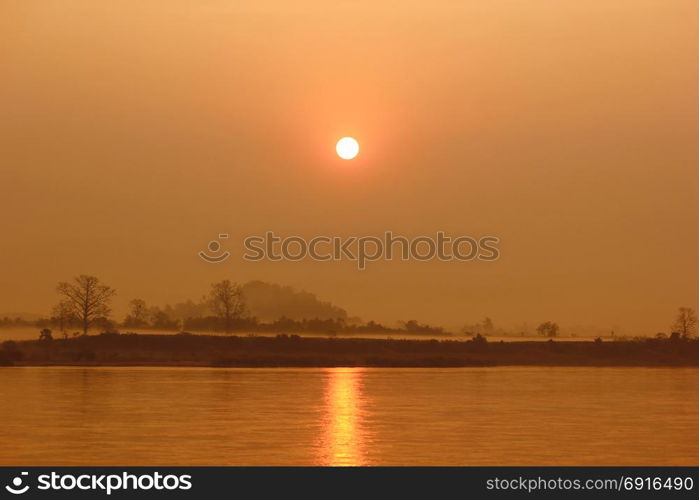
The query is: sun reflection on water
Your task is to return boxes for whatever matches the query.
[317,367,369,466]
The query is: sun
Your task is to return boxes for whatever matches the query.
[336,137,359,160]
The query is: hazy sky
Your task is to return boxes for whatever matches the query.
[1,1,698,334]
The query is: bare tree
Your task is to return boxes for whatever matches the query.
[208,280,245,333]
[56,275,116,335]
[124,298,149,328]
[52,300,75,336]
[672,307,697,339]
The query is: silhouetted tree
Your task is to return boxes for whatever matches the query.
[56,275,116,335]
[52,300,75,335]
[461,317,495,336]
[149,309,179,331]
[472,333,488,345]
[124,298,149,328]
[672,307,697,339]
[536,321,559,338]
[208,280,246,333]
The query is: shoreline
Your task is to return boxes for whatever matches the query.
[6,362,699,368]
[2,332,698,368]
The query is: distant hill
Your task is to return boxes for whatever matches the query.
[241,281,347,322]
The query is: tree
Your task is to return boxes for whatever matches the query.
[56,275,116,335]
[149,309,179,331]
[39,328,53,341]
[672,307,697,339]
[536,321,559,338]
[208,280,245,333]
[52,300,76,335]
[124,298,149,328]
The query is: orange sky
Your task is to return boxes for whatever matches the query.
[1,1,698,334]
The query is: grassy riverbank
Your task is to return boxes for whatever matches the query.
[2,332,699,367]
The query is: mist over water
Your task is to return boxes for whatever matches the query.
[1,366,697,465]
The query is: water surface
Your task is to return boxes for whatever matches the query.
[1,366,697,465]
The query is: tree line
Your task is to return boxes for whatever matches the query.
[7,274,697,341]
[36,274,447,337]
